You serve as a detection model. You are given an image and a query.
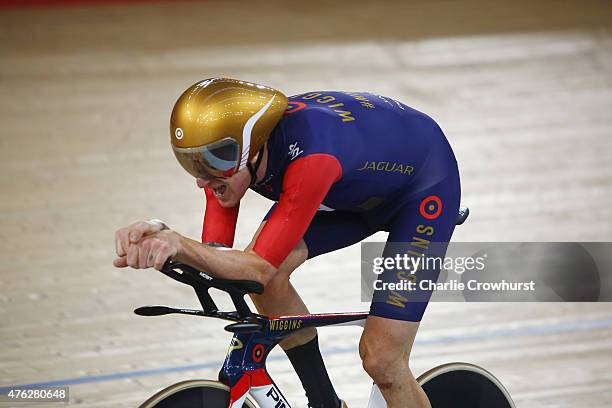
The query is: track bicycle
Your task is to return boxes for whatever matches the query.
[135,207,515,408]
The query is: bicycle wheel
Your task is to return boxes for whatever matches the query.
[139,379,260,408]
[417,362,515,408]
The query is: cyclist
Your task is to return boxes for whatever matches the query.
[114,78,461,408]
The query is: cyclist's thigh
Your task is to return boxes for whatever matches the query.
[370,176,461,322]
[259,203,377,259]
[303,209,378,259]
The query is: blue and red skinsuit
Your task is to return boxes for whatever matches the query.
[203,91,461,321]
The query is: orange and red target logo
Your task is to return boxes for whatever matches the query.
[252,344,265,362]
[285,101,306,115]
[419,195,442,220]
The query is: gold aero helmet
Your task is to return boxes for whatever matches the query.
[170,78,288,180]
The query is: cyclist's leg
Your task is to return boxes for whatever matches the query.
[246,220,311,348]
[360,177,460,408]
[247,208,374,408]
[247,207,376,347]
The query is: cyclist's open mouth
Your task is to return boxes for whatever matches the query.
[213,185,227,197]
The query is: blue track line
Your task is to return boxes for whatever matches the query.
[2,317,611,393]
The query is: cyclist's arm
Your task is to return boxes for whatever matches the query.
[252,154,342,268]
[174,154,342,285]
[201,187,239,247]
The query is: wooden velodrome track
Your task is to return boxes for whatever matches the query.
[1,0,612,407]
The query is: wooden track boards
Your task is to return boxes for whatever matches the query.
[1,1,611,407]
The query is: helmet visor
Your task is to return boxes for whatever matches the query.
[173,138,240,179]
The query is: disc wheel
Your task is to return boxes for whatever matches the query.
[417,362,515,408]
[138,380,260,408]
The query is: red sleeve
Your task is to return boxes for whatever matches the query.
[201,187,239,247]
[252,154,342,268]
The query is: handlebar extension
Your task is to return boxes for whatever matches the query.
[158,259,263,318]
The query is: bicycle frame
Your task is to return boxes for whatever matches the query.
[135,260,370,408]
[221,312,367,408]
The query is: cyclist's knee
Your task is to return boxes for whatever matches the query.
[359,316,418,388]
[261,274,291,296]
[360,339,410,388]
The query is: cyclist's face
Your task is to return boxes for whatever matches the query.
[196,167,250,207]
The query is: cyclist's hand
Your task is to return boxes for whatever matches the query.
[114,220,167,266]
[114,229,182,270]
